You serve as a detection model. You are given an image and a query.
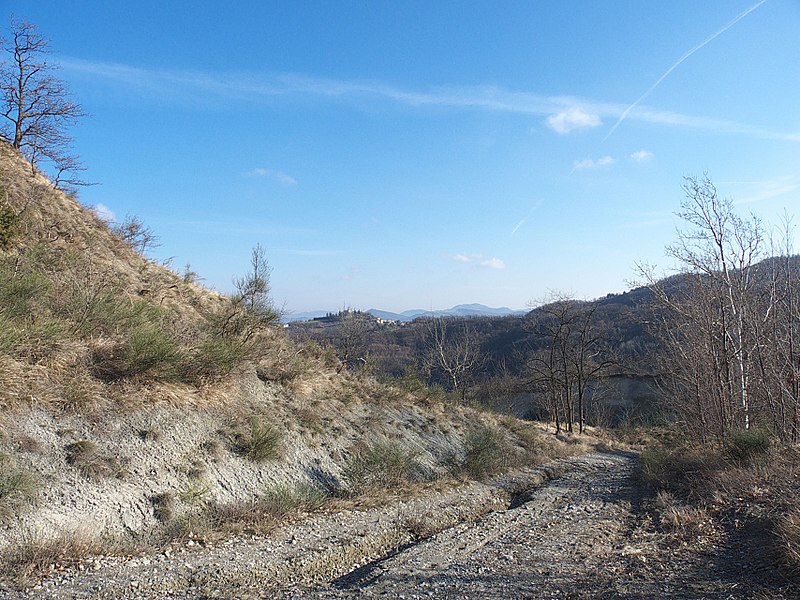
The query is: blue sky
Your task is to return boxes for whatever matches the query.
[4,1,799,313]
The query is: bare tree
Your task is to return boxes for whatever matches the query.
[641,176,800,441]
[112,215,161,255]
[334,308,372,373]
[0,18,86,188]
[423,317,483,401]
[524,293,611,434]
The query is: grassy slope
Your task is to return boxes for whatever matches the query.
[0,143,595,581]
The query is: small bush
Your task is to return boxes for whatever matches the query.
[638,443,721,501]
[724,428,771,465]
[124,324,182,376]
[261,482,328,518]
[185,337,249,382]
[205,483,327,532]
[460,426,508,478]
[0,267,51,320]
[180,482,210,505]
[232,417,283,462]
[65,440,126,479]
[90,323,182,381]
[0,316,65,361]
[343,439,419,493]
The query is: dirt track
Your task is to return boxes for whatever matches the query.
[298,451,794,599]
[8,451,796,599]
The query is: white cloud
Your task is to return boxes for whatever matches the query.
[630,150,654,163]
[247,167,297,185]
[93,203,116,223]
[480,258,506,270]
[545,108,602,134]
[572,155,615,171]
[453,253,504,269]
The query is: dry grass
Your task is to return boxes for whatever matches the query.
[639,433,800,586]
[343,439,420,494]
[205,482,329,534]
[64,440,127,479]
[0,453,38,520]
[230,416,284,462]
[775,508,800,575]
[0,530,110,586]
[653,490,713,538]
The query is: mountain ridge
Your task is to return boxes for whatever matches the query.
[283,304,528,323]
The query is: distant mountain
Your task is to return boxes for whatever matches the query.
[369,304,528,322]
[284,304,528,323]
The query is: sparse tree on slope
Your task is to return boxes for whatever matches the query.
[423,317,483,402]
[0,18,86,189]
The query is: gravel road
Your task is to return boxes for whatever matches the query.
[5,451,795,599]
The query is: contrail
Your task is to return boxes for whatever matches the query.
[511,200,543,235]
[604,0,768,141]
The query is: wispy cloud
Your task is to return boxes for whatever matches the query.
[605,0,768,140]
[732,176,800,205]
[572,155,615,172]
[452,253,506,269]
[247,167,297,185]
[278,248,345,256]
[57,54,800,142]
[545,107,602,134]
[342,266,363,281]
[92,203,116,222]
[480,258,506,270]
[630,149,654,163]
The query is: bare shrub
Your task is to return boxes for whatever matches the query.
[111,215,160,255]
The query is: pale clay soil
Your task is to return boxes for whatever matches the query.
[3,451,796,599]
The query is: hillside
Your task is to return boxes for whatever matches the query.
[0,143,595,587]
[288,287,668,426]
